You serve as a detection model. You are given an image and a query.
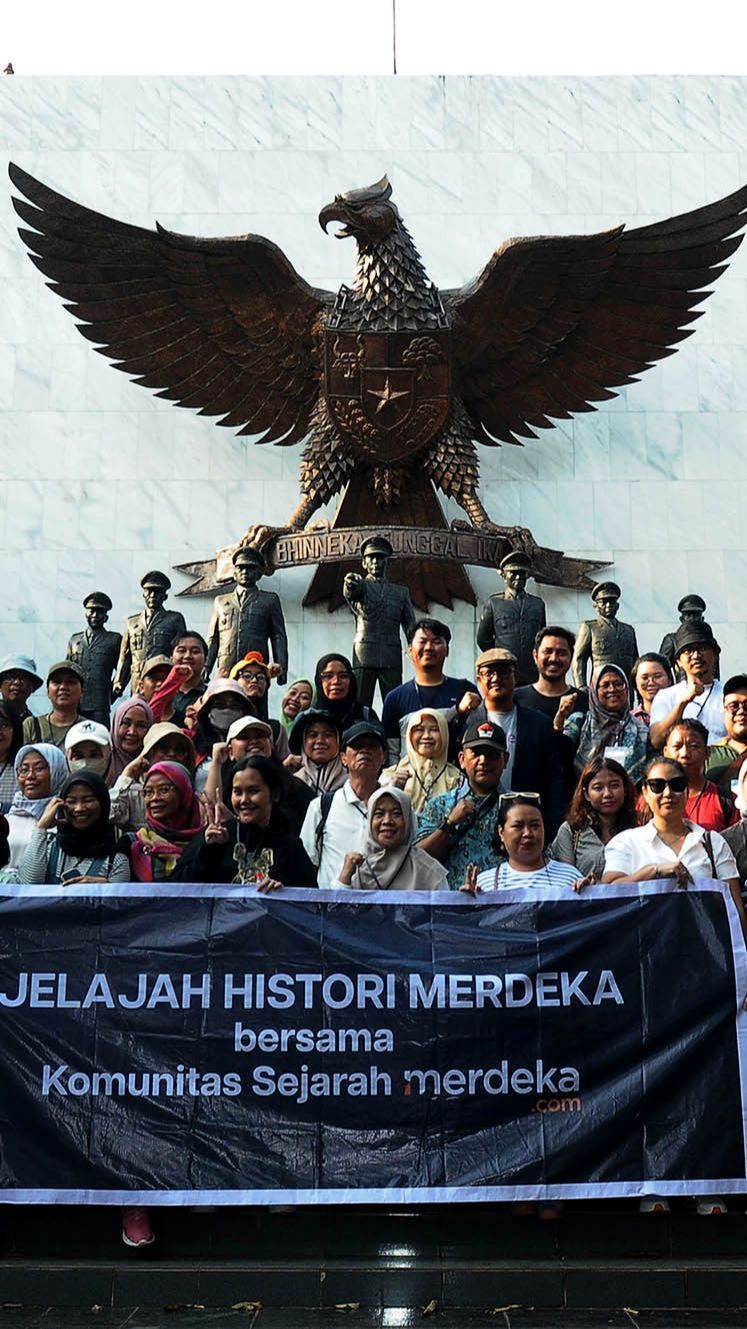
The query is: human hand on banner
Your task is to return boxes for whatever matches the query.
[37,796,64,830]
[572,872,595,892]
[459,864,480,896]
[255,874,283,893]
[670,862,693,888]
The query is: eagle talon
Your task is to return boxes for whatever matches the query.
[240,523,293,552]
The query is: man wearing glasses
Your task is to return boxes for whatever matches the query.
[705,675,747,788]
[467,647,566,837]
[649,623,725,749]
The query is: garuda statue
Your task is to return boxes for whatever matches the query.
[9,166,747,606]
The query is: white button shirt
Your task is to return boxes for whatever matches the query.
[300,780,370,888]
[604,819,737,881]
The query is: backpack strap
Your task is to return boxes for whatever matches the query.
[314,789,336,860]
[703,830,717,877]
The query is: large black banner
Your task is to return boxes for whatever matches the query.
[0,881,745,1204]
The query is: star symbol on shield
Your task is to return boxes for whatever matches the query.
[367,375,410,415]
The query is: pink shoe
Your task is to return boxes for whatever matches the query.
[122,1206,155,1248]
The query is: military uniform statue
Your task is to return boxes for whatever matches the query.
[659,593,718,682]
[205,546,288,683]
[113,571,187,698]
[572,581,639,691]
[66,591,122,726]
[343,536,417,708]
[476,550,547,685]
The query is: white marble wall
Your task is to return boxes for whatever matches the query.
[1,74,746,710]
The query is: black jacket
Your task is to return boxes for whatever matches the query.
[467,701,567,839]
[174,817,317,887]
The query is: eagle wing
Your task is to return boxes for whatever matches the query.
[9,163,334,445]
[444,184,747,445]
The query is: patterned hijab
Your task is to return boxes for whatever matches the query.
[130,760,202,881]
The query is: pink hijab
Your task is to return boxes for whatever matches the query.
[108,698,155,785]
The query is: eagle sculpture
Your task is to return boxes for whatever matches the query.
[9,165,747,606]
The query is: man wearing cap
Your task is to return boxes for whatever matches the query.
[415,720,508,883]
[23,661,85,749]
[343,536,416,708]
[0,655,43,723]
[649,623,725,749]
[659,595,718,682]
[571,582,639,692]
[64,719,113,781]
[301,720,388,888]
[476,550,547,685]
[706,675,747,788]
[113,572,186,699]
[205,546,288,684]
[66,592,122,726]
[468,647,566,837]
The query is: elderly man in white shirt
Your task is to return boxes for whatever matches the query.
[649,623,725,749]
[301,720,388,888]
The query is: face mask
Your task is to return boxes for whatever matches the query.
[211,708,246,735]
[68,756,109,777]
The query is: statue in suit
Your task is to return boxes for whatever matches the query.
[113,571,186,698]
[572,582,639,692]
[205,547,288,682]
[343,536,417,708]
[67,591,122,725]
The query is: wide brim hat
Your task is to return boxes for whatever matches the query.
[0,654,43,690]
[674,622,720,656]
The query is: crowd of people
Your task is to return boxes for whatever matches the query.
[0,607,744,1239]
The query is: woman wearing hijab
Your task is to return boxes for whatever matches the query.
[175,755,316,887]
[286,709,346,794]
[280,678,315,735]
[313,654,378,731]
[123,761,203,882]
[559,662,649,783]
[7,743,68,867]
[338,786,447,891]
[109,723,197,833]
[381,708,460,813]
[0,700,24,810]
[17,772,129,883]
[108,698,154,786]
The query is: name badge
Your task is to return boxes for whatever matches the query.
[604,745,628,766]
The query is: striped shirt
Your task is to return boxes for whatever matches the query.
[476,859,584,892]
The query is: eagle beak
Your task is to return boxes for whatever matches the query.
[318,201,348,237]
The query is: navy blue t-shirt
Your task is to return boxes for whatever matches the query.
[382,676,480,755]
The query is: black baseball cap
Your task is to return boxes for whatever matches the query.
[460,720,507,753]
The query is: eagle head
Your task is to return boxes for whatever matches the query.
[318,176,399,245]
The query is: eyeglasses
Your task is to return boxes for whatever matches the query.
[320,671,351,682]
[598,678,627,690]
[499,791,541,807]
[725,701,747,716]
[645,777,688,794]
[477,666,514,678]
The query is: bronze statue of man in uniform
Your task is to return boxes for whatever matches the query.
[66,591,122,726]
[572,581,639,691]
[343,536,416,709]
[113,571,187,699]
[659,594,718,682]
[205,546,288,683]
[476,550,547,685]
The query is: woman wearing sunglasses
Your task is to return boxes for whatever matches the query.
[603,755,743,1219]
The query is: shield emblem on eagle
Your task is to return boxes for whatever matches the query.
[324,329,450,465]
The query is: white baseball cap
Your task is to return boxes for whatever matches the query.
[227,717,272,744]
[64,719,112,751]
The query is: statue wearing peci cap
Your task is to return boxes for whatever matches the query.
[66,591,122,725]
[343,536,416,709]
[659,594,719,683]
[476,550,546,685]
[113,571,187,699]
[571,582,639,692]
[205,546,288,684]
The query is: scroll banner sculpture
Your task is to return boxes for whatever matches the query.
[0,882,744,1204]
[9,166,747,609]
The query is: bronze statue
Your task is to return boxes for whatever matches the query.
[66,591,122,726]
[113,571,186,698]
[659,594,718,682]
[476,550,546,685]
[205,546,288,683]
[10,165,747,605]
[343,535,416,707]
[571,582,639,692]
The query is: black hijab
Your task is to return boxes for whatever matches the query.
[313,653,366,727]
[57,772,117,859]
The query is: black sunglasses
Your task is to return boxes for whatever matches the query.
[645,776,687,794]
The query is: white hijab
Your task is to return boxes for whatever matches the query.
[382,707,460,812]
[350,786,448,891]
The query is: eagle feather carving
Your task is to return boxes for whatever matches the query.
[9,164,747,603]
